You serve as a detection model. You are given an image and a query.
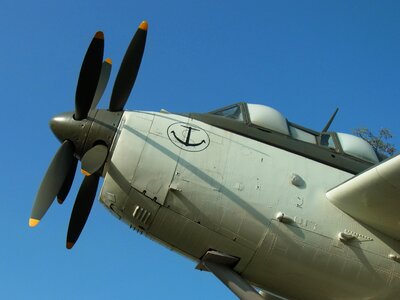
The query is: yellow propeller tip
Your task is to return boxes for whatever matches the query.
[95,31,104,40]
[105,58,112,64]
[139,21,148,31]
[29,218,40,227]
[66,242,74,249]
[81,169,91,176]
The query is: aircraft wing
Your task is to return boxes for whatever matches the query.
[326,155,400,239]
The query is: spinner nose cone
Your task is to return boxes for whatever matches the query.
[49,112,75,142]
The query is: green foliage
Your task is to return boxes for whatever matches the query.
[353,128,396,157]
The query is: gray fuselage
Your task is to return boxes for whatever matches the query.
[99,110,400,300]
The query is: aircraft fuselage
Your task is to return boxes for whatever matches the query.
[100,110,400,300]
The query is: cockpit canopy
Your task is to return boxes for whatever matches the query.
[246,104,289,135]
[211,103,379,164]
[336,133,379,163]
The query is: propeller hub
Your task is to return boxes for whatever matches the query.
[50,112,91,158]
[49,110,123,161]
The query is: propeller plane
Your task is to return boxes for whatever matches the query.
[30,21,400,300]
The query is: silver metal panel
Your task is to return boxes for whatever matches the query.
[166,119,227,232]
[244,220,399,300]
[100,111,155,221]
[148,206,254,273]
[121,187,161,230]
[107,111,154,187]
[166,118,276,251]
[216,128,286,250]
[100,172,161,232]
[99,173,129,220]
[131,113,188,204]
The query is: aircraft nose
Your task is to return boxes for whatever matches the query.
[49,112,92,156]
[49,112,75,142]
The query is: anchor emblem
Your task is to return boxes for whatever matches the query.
[171,126,206,147]
[167,123,210,152]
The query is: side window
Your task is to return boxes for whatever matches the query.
[212,105,243,121]
[289,126,316,144]
[319,133,336,150]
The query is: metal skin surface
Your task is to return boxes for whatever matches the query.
[95,110,400,300]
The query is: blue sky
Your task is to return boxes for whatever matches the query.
[2,1,399,299]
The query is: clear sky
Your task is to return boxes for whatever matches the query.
[2,1,400,299]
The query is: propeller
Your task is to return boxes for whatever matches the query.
[109,21,148,111]
[91,58,112,109]
[57,158,78,204]
[30,21,149,249]
[29,140,75,227]
[66,174,100,249]
[75,31,104,120]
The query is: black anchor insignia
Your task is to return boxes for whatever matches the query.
[171,125,206,147]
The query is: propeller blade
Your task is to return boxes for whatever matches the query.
[75,31,104,120]
[57,158,78,204]
[66,174,99,249]
[109,21,148,112]
[29,140,75,227]
[91,58,112,110]
[80,144,108,176]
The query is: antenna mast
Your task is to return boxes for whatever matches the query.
[322,108,339,132]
